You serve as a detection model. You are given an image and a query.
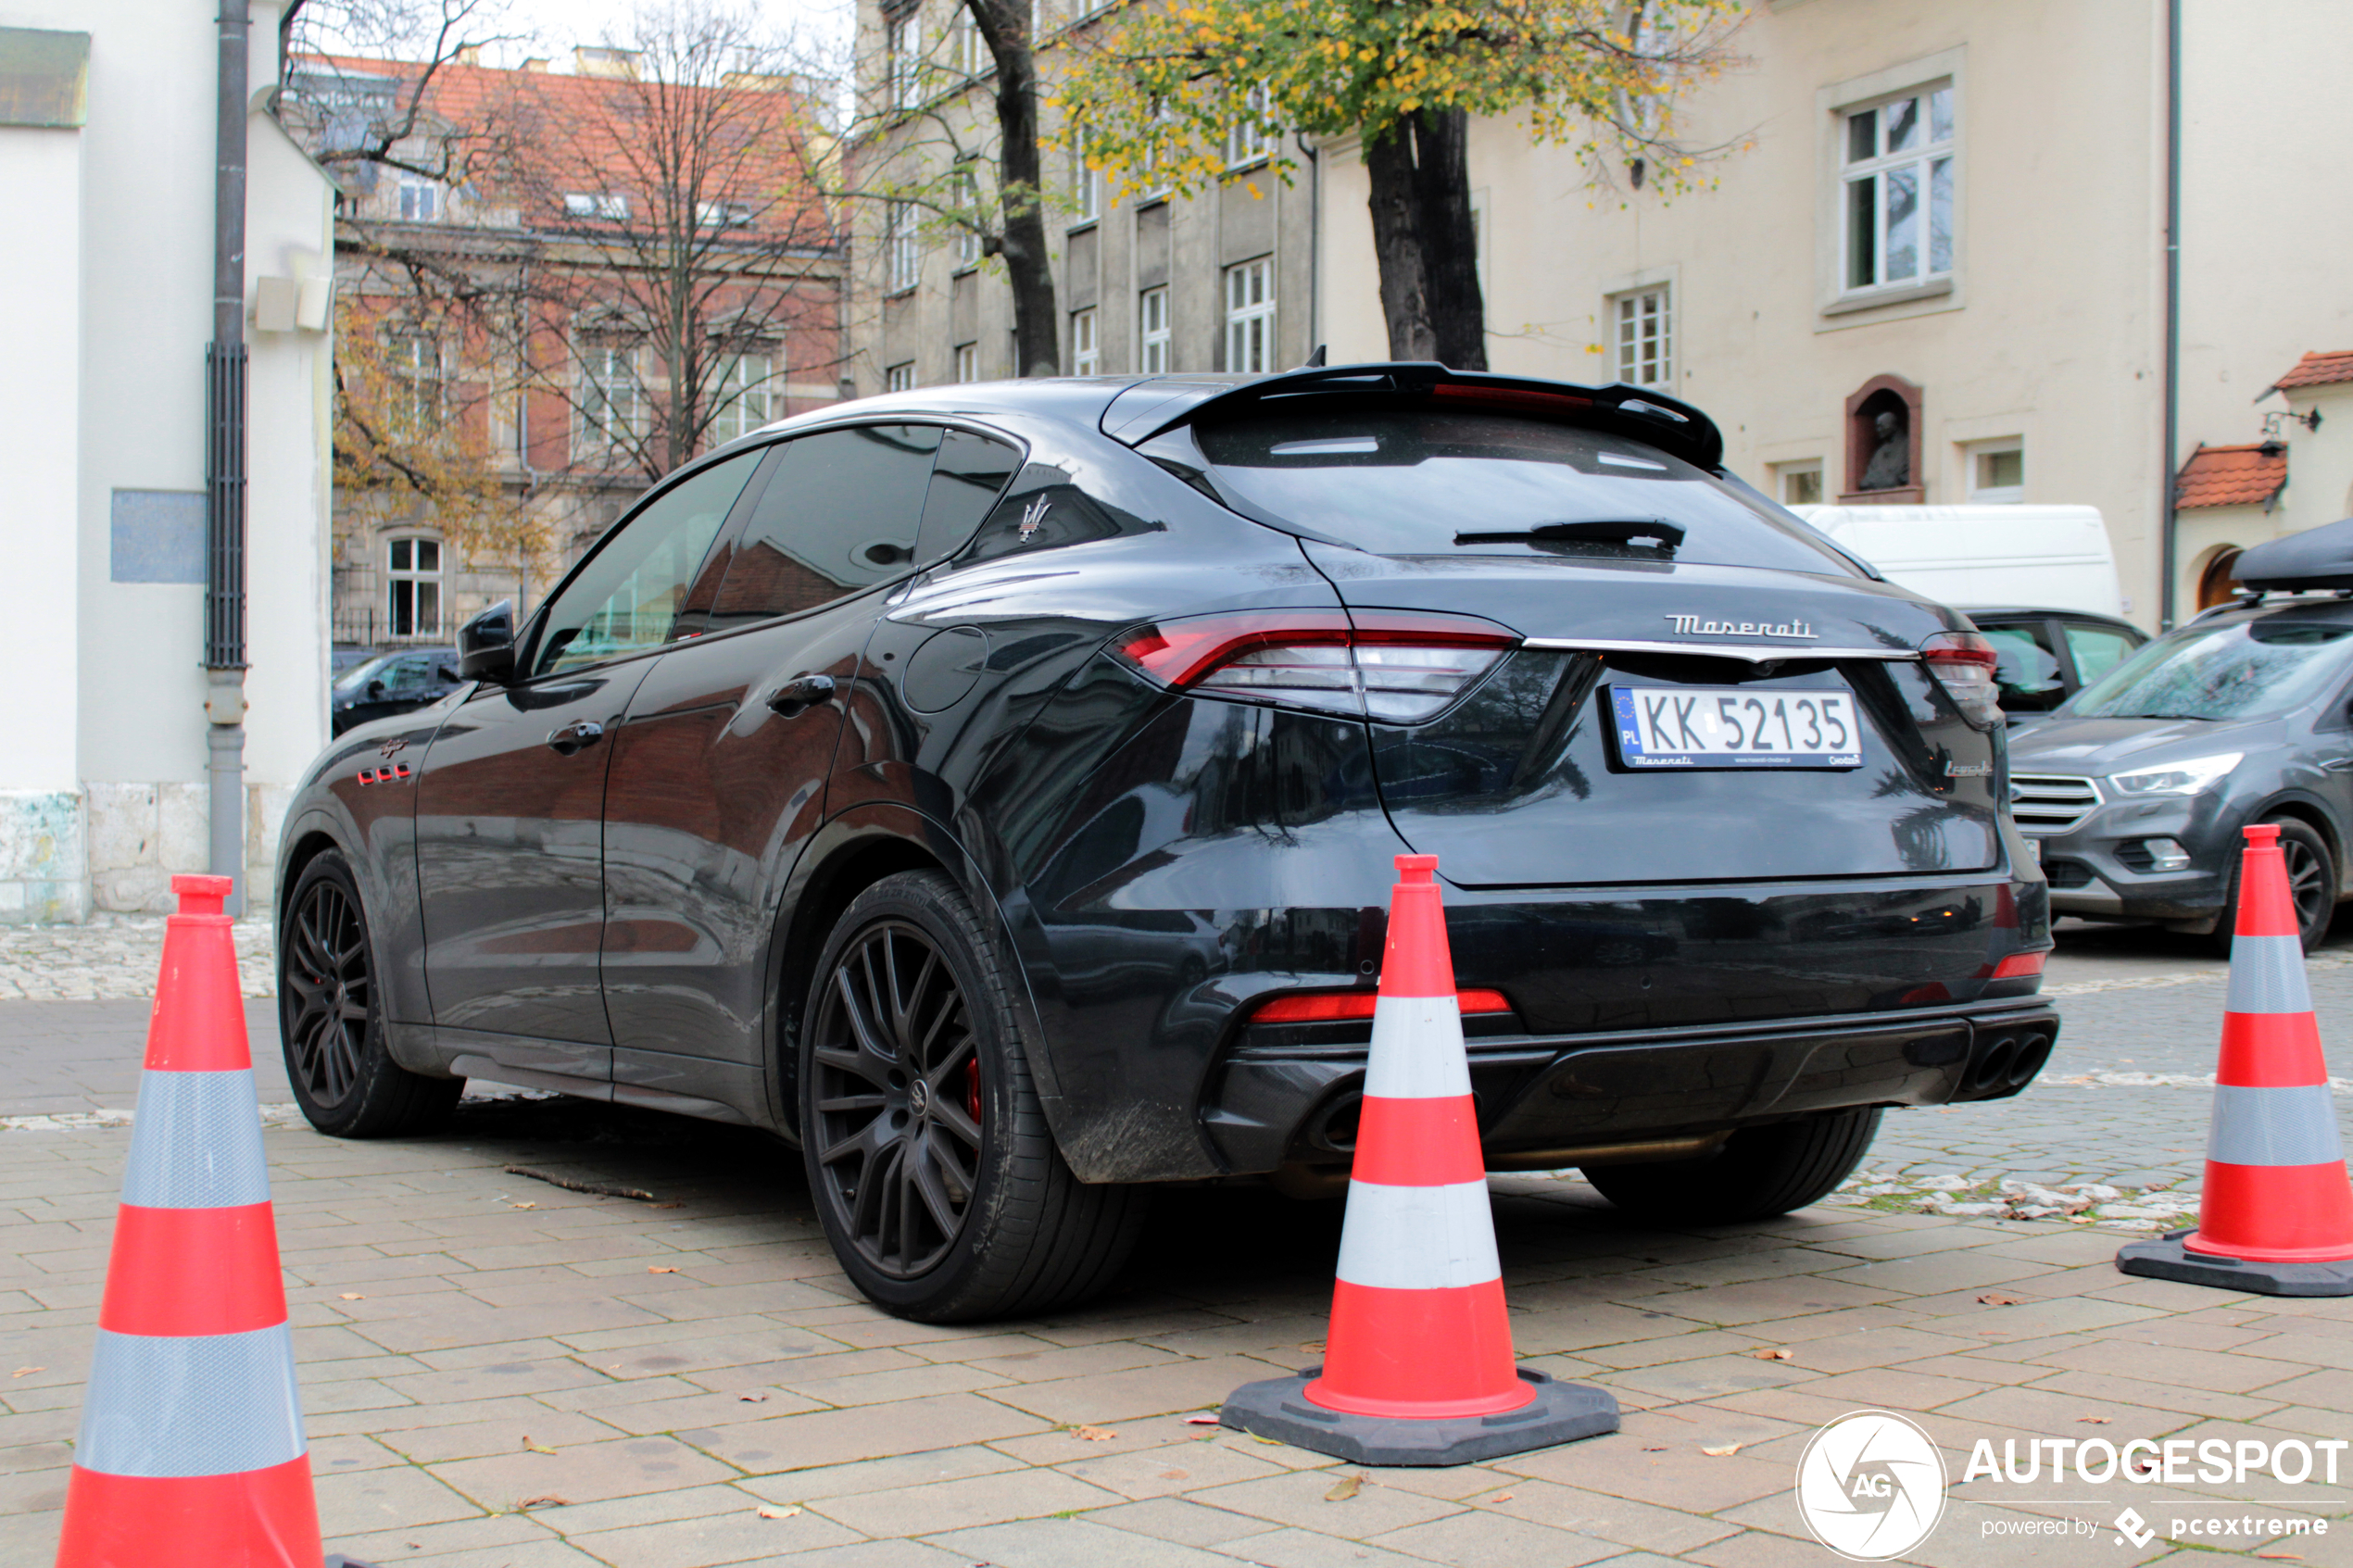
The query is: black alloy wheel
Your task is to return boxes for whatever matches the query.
[809,920,986,1279]
[2218,816,2337,955]
[799,871,1148,1322]
[278,851,463,1137]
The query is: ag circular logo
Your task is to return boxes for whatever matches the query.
[1794,1409,1946,1561]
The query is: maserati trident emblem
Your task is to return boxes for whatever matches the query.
[1017,497,1051,542]
[1665,613,1819,641]
[377,737,409,759]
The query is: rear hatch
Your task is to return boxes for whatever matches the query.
[1164,402,2007,888]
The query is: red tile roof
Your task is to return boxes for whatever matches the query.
[2175,443,2287,510]
[2273,351,2353,393]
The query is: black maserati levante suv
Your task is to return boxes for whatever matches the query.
[275,365,2057,1320]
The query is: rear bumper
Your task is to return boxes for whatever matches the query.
[1201,1000,2060,1176]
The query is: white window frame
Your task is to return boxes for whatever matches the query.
[1772,459,1824,508]
[886,202,921,295]
[386,330,443,431]
[1069,134,1101,227]
[697,199,755,230]
[1607,284,1672,389]
[1839,81,1956,298]
[954,343,978,383]
[950,168,983,269]
[386,535,444,638]
[397,177,440,221]
[1966,439,2024,504]
[711,352,776,445]
[1139,286,1170,374]
[886,362,916,394]
[580,342,642,453]
[563,192,630,220]
[1224,257,1275,374]
[1070,307,1099,375]
[886,8,924,109]
[1224,83,1272,169]
[950,8,986,76]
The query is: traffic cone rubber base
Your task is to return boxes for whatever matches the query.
[2117,1228,2353,1297]
[1220,1366,1618,1467]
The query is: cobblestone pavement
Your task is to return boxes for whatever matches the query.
[8,921,2353,1564]
[0,911,275,1001]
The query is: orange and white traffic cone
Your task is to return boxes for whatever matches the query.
[2118,824,2353,1295]
[1220,855,1617,1463]
[55,876,372,1568]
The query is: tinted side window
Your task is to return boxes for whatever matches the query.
[1978,621,2067,713]
[2063,623,2140,687]
[533,449,761,676]
[916,430,1024,563]
[708,424,942,627]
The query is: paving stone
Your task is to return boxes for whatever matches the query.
[926,1515,1252,1568]
[1082,1495,1283,1548]
[680,1393,1054,1474]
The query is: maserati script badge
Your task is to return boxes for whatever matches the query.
[1664,613,1818,640]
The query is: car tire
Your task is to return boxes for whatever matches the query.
[2214,817,2336,955]
[279,850,463,1137]
[800,870,1149,1322]
[1581,1108,1882,1224]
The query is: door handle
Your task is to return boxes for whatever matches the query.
[547,719,605,756]
[767,673,837,716]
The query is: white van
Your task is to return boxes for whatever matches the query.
[1787,504,2125,618]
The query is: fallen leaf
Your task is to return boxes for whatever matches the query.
[2075,1415,2112,1424]
[648,1265,679,1274]
[1298,1340,1326,1353]
[738,1393,770,1403]
[1246,1433,1282,1445]
[11,1366,44,1377]
[1073,1425,1118,1442]
[337,1293,364,1301]
[1160,1469,1189,1481]
[515,1495,569,1511]
[1642,1445,1668,1452]
[1750,1348,1793,1361]
[1701,1443,1744,1457]
[757,1505,802,1520]
[1325,1474,1363,1501]
[1486,1491,1515,1504]
[522,1436,555,1455]
[1977,1294,2025,1307]
[1183,1414,1220,1425]
[510,1201,537,1210]
[652,1202,684,1209]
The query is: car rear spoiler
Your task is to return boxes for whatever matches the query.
[1097,361,1727,473]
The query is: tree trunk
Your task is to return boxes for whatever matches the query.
[969,0,1058,375]
[1363,107,1486,370]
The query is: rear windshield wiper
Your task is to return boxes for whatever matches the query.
[1453,519,1686,554]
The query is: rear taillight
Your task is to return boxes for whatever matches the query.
[1986,950,2048,980]
[1116,610,1516,722]
[1919,631,2003,727]
[1249,987,1514,1024]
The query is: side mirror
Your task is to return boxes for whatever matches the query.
[459,600,519,684]
[365,679,386,699]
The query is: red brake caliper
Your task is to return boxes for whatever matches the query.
[965,1058,982,1124]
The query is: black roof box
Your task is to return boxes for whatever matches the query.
[2235,519,2353,591]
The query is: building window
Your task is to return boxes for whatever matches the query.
[697,200,755,230]
[1609,285,1672,388]
[886,202,921,294]
[581,343,642,451]
[386,536,443,637]
[562,192,630,220]
[1070,307,1099,375]
[1967,440,2024,503]
[1843,85,1954,294]
[1225,83,1272,169]
[886,8,923,109]
[397,178,441,221]
[951,168,983,268]
[1069,135,1101,226]
[1139,286,1170,374]
[1773,460,1824,507]
[711,353,775,445]
[385,332,443,432]
[1224,257,1275,374]
[887,362,916,394]
[954,343,978,383]
[950,8,986,76]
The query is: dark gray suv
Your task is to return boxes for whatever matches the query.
[2012,525,2353,949]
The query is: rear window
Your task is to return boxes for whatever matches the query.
[1189,411,1857,575]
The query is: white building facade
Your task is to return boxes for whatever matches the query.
[1312,0,2353,630]
[0,2,335,922]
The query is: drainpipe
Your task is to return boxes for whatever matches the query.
[2157,0,2183,630]
[208,0,250,914]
